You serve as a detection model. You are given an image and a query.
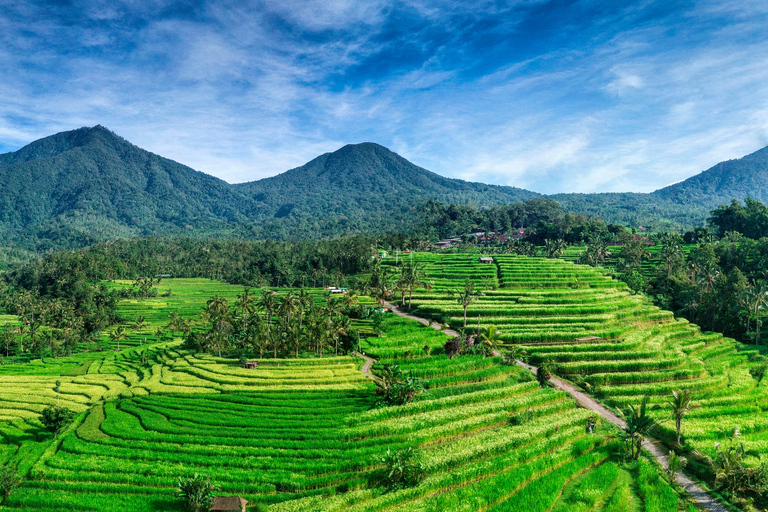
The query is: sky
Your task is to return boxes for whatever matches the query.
[1,0,768,194]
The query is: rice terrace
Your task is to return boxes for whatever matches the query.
[1,246,767,512]
[4,2,768,511]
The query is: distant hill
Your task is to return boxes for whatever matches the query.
[0,126,258,247]
[653,146,768,204]
[234,142,539,237]
[552,147,768,230]
[1,125,768,252]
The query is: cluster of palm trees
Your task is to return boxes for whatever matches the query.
[181,288,359,358]
[618,389,699,462]
[740,281,768,345]
[1,319,84,359]
[579,240,612,267]
[366,260,432,309]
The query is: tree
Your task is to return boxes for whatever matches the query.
[750,359,768,386]
[131,315,148,333]
[40,405,76,436]
[2,322,13,357]
[257,289,278,334]
[452,279,481,328]
[108,326,128,351]
[706,440,768,496]
[536,362,552,388]
[391,369,426,405]
[0,464,21,499]
[619,238,650,270]
[380,447,426,489]
[667,389,700,446]
[501,346,526,365]
[620,396,657,460]
[375,364,426,405]
[665,453,688,483]
[477,324,500,353]
[177,473,218,512]
[401,263,431,309]
[741,281,768,344]
[544,238,567,259]
[236,287,256,332]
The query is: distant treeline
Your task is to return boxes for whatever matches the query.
[416,198,626,243]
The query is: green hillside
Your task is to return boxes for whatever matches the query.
[2,125,768,251]
[234,142,538,238]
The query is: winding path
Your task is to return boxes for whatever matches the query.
[378,302,729,512]
[354,351,383,385]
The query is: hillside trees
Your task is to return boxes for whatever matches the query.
[183,289,357,359]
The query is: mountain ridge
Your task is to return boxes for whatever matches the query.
[2,125,768,248]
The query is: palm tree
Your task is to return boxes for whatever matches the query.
[544,239,567,259]
[477,324,500,354]
[621,396,657,459]
[109,326,128,352]
[452,279,481,328]
[331,315,351,356]
[660,235,683,277]
[16,324,27,354]
[667,389,700,446]
[257,289,278,334]
[237,287,256,332]
[278,291,300,324]
[2,322,13,357]
[132,315,148,333]
[697,261,720,292]
[740,281,768,344]
[167,311,185,338]
[402,263,431,310]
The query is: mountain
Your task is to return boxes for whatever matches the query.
[653,146,768,204]
[2,125,768,252]
[0,125,259,246]
[551,146,768,230]
[0,127,538,247]
[234,142,539,237]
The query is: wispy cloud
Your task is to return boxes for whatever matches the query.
[0,0,767,193]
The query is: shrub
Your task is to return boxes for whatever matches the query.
[40,405,76,436]
[0,464,21,498]
[177,473,218,512]
[536,362,552,388]
[380,447,426,489]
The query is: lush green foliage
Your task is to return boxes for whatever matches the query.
[177,474,218,512]
[39,406,75,436]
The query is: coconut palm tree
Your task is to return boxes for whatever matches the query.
[132,315,148,333]
[621,396,657,459]
[236,287,256,332]
[667,389,700,446]
[402,263,431,310]
[452,279,481,328]
[257,289,278,334]
[109,326,128,352]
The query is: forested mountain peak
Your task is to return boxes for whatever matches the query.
[653,144,768,203]
[3,125,768,253]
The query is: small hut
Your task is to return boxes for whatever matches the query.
[243,361,258,369]
[478,257,494,264]
[211,496,248,512]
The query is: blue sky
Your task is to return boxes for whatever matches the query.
[1,0,767,193]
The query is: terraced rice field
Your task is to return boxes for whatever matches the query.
[284,315,677,512]
[0,274,682,511]
[408,252,767,471]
